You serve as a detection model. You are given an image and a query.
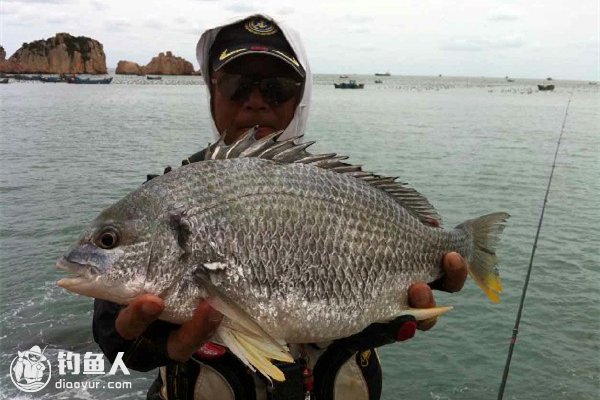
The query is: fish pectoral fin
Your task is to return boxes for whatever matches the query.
[194,272,282,345]
[194,272,293,381]
[398,306,454,321]
[216,327,293,382]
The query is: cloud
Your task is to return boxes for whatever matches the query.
[143,18,166,30]
[104,19,133,32]
[173,16,189,25]
[348,26,370,34]
[90,0,109,11]
[341,14,372,24]
[275,6,294,15]
[224,3,260,13]
[441,36,525,51]
[2,0,71,3]
[488,8,522,22]
[45,14,69,24]
[0,2,22,15]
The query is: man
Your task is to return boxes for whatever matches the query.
[93,14,468,400]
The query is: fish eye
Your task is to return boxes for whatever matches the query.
[96,228,120,249]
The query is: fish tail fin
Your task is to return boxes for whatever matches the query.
[215,327,293,382]
[457,212,510,303]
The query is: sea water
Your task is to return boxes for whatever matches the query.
[1,75,598,399]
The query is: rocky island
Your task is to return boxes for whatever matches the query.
[116,51,195,75]
[0,33,107,74]
[1,34,197,76]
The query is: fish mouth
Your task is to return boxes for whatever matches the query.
[56,257,99,290]
[55,256,140,305]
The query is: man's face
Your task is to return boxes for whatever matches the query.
[211,54,303,143]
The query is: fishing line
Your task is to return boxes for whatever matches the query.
[497,91,574,400]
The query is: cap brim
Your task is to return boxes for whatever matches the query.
[213,45,305,78]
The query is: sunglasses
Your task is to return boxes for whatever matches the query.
[211,72,302,105]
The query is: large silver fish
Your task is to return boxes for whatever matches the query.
[57,129,509,381]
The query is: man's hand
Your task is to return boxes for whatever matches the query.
[115,294,222,362]
[408,252,468,331]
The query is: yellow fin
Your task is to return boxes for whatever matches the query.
[476,279,501,304]
[216,327,292,382]
[235,331,293,363]
[457,212,510,303]
[485,274,503,293]
[398,306,454,321]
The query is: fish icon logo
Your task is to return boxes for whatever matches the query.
[10,345,52,392]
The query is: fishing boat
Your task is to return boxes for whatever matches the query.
[67,76,113,84]
[9,74,42,81]
[375,72,391,76]
[374,79,383,84]
[146,76,162,80]
[334,80,364,89]
[39,76,65,83]
[537,84,555,91]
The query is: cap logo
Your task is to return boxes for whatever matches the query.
[244,18,278,36]
[219,48,246,61]
[272,50,300,68]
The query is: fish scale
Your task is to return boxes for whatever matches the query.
[57,130,509,381]
[156,158,454,341]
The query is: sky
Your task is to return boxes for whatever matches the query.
[0,0,598,81]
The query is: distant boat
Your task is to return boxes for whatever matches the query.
[339,75,349,78]
[39,76,66,83]
[9,74,42,81]
[146,76,162,80]
[0,78,9,84]
[67,76,113,84]
[589,81,598,85]
[374,79,383,84]
[374,72,391,76]
[506,78,515,82]
[546,77,553,81]
[537,84,555,91]
[334,80,364,89]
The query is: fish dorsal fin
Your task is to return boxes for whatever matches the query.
[203,127,442,226]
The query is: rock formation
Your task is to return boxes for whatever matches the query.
[117,51,195,75]
[0,45,25,73]
[144,51,194,75]
[0,33,107,74]
[115,60,143,75]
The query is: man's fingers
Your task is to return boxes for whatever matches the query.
[167,300,222,362]
[441,252,468,293]
[115,295,164,340]
[408,282,437,331]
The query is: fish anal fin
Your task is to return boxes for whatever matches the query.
[398,306,454,321]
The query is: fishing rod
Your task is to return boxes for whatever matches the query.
[497,91,574,400]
